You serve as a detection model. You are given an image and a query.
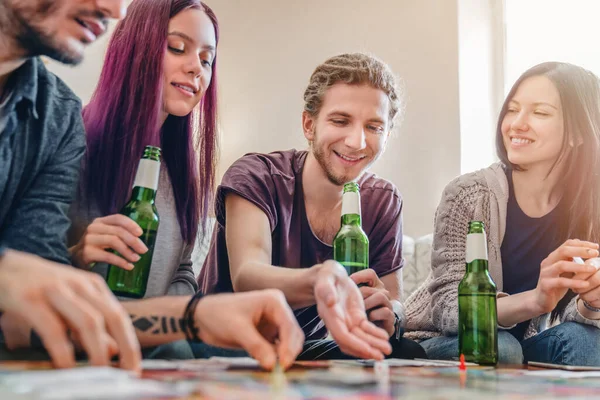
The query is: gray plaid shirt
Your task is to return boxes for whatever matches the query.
[0,57,85,264]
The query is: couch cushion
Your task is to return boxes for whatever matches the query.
[402,234,433,300]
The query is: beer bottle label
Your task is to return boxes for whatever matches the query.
[341,191,360,216]
[466,232,488,263]
[133,159,160,190]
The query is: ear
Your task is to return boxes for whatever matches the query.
[568,133,584,147]
[302,111,316,141]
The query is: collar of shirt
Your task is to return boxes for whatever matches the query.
[4,57,40,120]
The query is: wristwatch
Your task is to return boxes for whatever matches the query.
[392,311,403,341]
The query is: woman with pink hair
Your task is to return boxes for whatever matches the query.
[69,0,218,299]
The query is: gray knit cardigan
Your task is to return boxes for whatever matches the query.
[404,163,600,341]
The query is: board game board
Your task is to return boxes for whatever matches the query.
[5,359,600,399]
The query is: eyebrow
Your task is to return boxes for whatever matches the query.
[509,99,558,110]
[167,31,216,51]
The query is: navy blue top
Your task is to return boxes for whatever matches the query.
[0,58,85,264]
[501,168,562,340]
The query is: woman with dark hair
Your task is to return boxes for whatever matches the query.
[405,62,600,366]
[68,0,219,298]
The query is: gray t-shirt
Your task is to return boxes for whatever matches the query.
[68,162,197,298]
[198,149,405,338]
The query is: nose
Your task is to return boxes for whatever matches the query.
[185,55,204,79]
[510,111,529,132]
[345,126,367,150]
[97,0,127,20]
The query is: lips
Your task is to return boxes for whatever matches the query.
[333,150,366,164]
[74,17,106,40]
[509,135,535,146]
[171,82,198,95]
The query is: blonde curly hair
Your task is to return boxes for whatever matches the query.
[303,53,403,128]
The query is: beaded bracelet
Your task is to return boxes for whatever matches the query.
[581,299,600,314]
[183,291,204,342]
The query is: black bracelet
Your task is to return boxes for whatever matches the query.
[183,291,204,342]
[582,299,600,313]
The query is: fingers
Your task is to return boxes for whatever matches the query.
[44,284,110,367]
[88,224,148,255]
[541,276,590,292]
[86,234,142,263]
[240,328,278,371]
[353,323,393,358]
[329,321,379,359]
[359,286,377,298]
[368,306,394,324]
[84,275,141,372]
[576,268,600,295]
[545,240,599,266]
[363,291,392,312]
[260,290,304,370]
[81,245,135,271]
[349,268,380,287]
[94,215,144,237]
[25,302,76,369]
[549,261,596,277]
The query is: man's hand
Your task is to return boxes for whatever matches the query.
[350,269,396,337]
[194,290,305,371]
[314,260,392,360]
[0,250,141,371]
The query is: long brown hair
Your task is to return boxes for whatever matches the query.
[496,62,600,320]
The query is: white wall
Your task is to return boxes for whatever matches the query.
[48,0,463,238]
[458,0,504,174]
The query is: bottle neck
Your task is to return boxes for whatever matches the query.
[341,190,361,225]
[131,186,156,203]
[465,259,489,273]
[341,213,361,226]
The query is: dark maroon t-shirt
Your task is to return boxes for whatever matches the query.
[198,149,404,339]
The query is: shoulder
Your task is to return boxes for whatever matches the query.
[36,59,82,108]
[358,172,402,203]
[224,149,302,181]
[441,163,506,204]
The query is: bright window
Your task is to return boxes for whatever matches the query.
[505,0,600,92]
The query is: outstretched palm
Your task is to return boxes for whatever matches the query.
[314,260,391,360]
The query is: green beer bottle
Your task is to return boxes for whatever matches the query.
[458,220,498,365]
[106,146,161,298]
[333,182,369,275]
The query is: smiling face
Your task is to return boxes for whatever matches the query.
[303,83,391,185]
[501,75,565,171]
[161,7,216,119]
[3,0,125,64]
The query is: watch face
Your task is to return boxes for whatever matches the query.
[393,313,401,339]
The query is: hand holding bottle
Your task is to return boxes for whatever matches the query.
[350,268,395,337]
[69,214,148,271]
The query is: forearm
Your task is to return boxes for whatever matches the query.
[233,263,322,309]
[497,290,543,327]
[122,297,189,347]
